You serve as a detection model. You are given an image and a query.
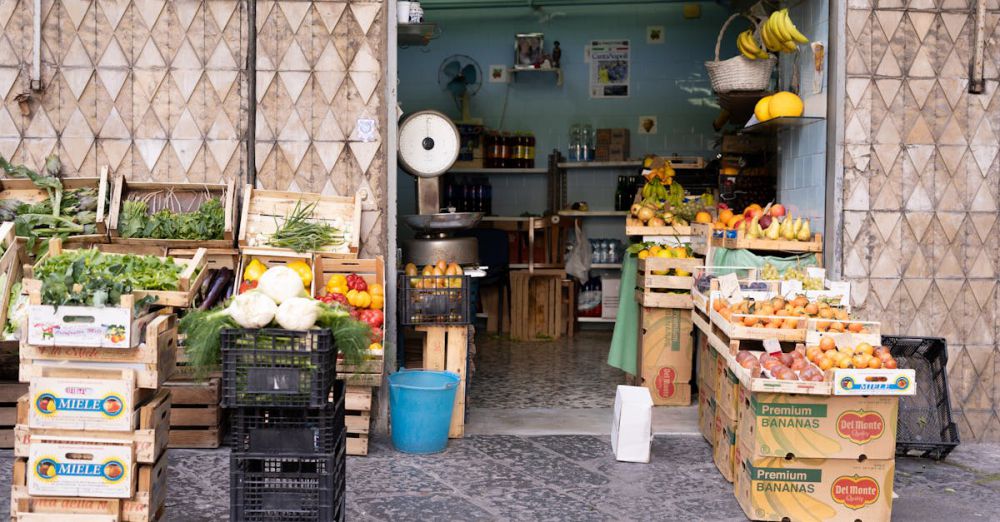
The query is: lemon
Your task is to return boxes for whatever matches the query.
[768,91,804,118]
[649,245,662,255]
[637,250,650,260]
[672,246,688,258]
[754,95,772,122]
[656,248,673,258]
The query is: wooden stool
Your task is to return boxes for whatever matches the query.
[510,269,565,341]
[415,325,469,438]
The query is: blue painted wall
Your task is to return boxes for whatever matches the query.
[397,3,737,227]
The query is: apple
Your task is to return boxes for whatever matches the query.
[743,208,763,221]
[759,215,772,229]
[770,204,786,218]
[718,203,729,211]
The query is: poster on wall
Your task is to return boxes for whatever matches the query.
[589,40,630,98]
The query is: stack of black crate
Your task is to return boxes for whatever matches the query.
[222,328,346,522]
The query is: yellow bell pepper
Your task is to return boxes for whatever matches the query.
[243,259,267,282]
[326,274,348,295]
[351,290,371,308]
[286,260,313,288]
[370,294,384,310]
[368,283,384,297]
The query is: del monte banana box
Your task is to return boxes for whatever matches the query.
[738,390,898,460]
[698,387,717,445]
[29,368,138,431]
[639,308,694,405]
[734,447,894,522]
[28,436,135,498]
[715,365,740,419]
[713,406,737,482]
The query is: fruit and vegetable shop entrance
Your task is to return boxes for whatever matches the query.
[393,1,834,426]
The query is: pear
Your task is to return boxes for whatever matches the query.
[755,222,765,238]
[747,214,761,238]
[765,220,781,240]
[796,219,812,241]
[792,217,803,235]
[781,217,796,240]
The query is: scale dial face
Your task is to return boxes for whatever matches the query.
[398,110,460,178]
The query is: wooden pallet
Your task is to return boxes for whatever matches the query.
[345,385,372,456]
[11,453,167,522]
[164,377,222,449]
[415,325,468,438]
[0,381,26,448]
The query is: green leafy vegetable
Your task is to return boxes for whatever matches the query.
[118,198,225,240]
[34,249,185,307]
[267,201,345,253]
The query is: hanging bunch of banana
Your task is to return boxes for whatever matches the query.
[737,29,769,60]
[759,8,808,54]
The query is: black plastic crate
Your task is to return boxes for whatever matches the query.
[398,274,472,325]
[231,435,346,522]
[231,383,345,454]
[883,335,960,460]
[222,329,336,408]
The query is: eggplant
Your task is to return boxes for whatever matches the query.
[198,267,233,310]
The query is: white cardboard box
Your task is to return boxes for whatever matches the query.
[601,277,621,319]
[28,436,135,498]
[611,385,653,463]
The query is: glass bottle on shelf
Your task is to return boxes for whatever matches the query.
[569,124,581,162]
[512,132,524,169]
[614,176,624,211]
[484,178,493,215]
[499,132,510,168]
[526,132,536,168]
[581,124,594,161]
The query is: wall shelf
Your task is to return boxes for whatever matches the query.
[557,210,628,217]
[578,317,615,323]
[398,23,439,46]
[740,116,825,135]
[450,167,548,174]
[557,160,643,169]
[592,263,622,269]
[509,67,563,86]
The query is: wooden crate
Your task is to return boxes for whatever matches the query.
[164,377,222,449]
[0,381,26,448]
[689,222,714,258]
[510,269,564,341]
[15,388,171,464]
[1,167,111,245]
[11,453,167,522]
[415,325,468,438]
[710,228,823,253]
[108,179,236,249]
[345,385,373,456]
[238,184,363,257]
[710,308,807,345]
[314,256,385,385]
[20,314,178,389]
[26,240,208,309]
[625,217,692,237]
[0,222,24,338]
[636,257,699,309]
[235,248,316,296]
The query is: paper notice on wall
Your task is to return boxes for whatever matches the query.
[589,40,630,98]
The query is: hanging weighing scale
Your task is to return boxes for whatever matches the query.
[398,110,482,265]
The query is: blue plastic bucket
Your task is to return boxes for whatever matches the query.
[388,369,460,454]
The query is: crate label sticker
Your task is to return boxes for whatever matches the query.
[834,370,914,395]
[35,393,126,418]
[831,475,880,509]
[749,465,822,490]
[35,457,128,484]
[835,410,886,445]
[655,367,677,398]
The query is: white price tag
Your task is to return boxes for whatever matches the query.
[828,281,851,307]
[718,273,743,302]
[763,339,782,354]
[806,267,826,280]
[780,280,803,297]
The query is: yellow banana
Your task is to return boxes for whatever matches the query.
[782,39,798,53]
[737,31,756,60]
[742,30,764,56]
[768,13,792,43]
[760,21,782,52]
[782,9,810,44]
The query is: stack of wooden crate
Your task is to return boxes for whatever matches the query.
[8,240,192,520]
[634,255,701,406]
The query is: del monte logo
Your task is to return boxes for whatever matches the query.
[34,458,126,483]
[836,409,885,444]
[831,475,880,509]
[34,393,125,418]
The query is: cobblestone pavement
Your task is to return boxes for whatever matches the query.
[1,436,998,521]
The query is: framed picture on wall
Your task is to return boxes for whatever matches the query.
[515,33,544,69]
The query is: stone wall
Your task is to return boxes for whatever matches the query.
[842,0,1000,441]
[0,0,387,256]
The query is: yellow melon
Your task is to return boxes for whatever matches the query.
[768,91,804,118]
[754,96,772,122]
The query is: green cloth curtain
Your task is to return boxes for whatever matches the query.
[710,248,820,272]
[607,252,639,374]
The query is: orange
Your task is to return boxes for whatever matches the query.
[718,209,734,224]
[695,211,713,224]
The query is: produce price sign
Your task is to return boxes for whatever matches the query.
[589,40,630,98]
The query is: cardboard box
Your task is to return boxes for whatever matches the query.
[697,335,721,391]
[611,385,653,463]
[29,367,138,432]
[734,447,895,522]
[713,406,737,482]
[738,391,898,460]
[715,366,740,419]
[28,436,135,498]
[607,143,628,161]
[698,388,717,445]
[639,308,693,405]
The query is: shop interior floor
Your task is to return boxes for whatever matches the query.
[467,405,699,436]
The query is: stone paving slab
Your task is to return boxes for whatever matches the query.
[0,437,997,521]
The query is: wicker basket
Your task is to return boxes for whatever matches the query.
[705,13,775,94]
